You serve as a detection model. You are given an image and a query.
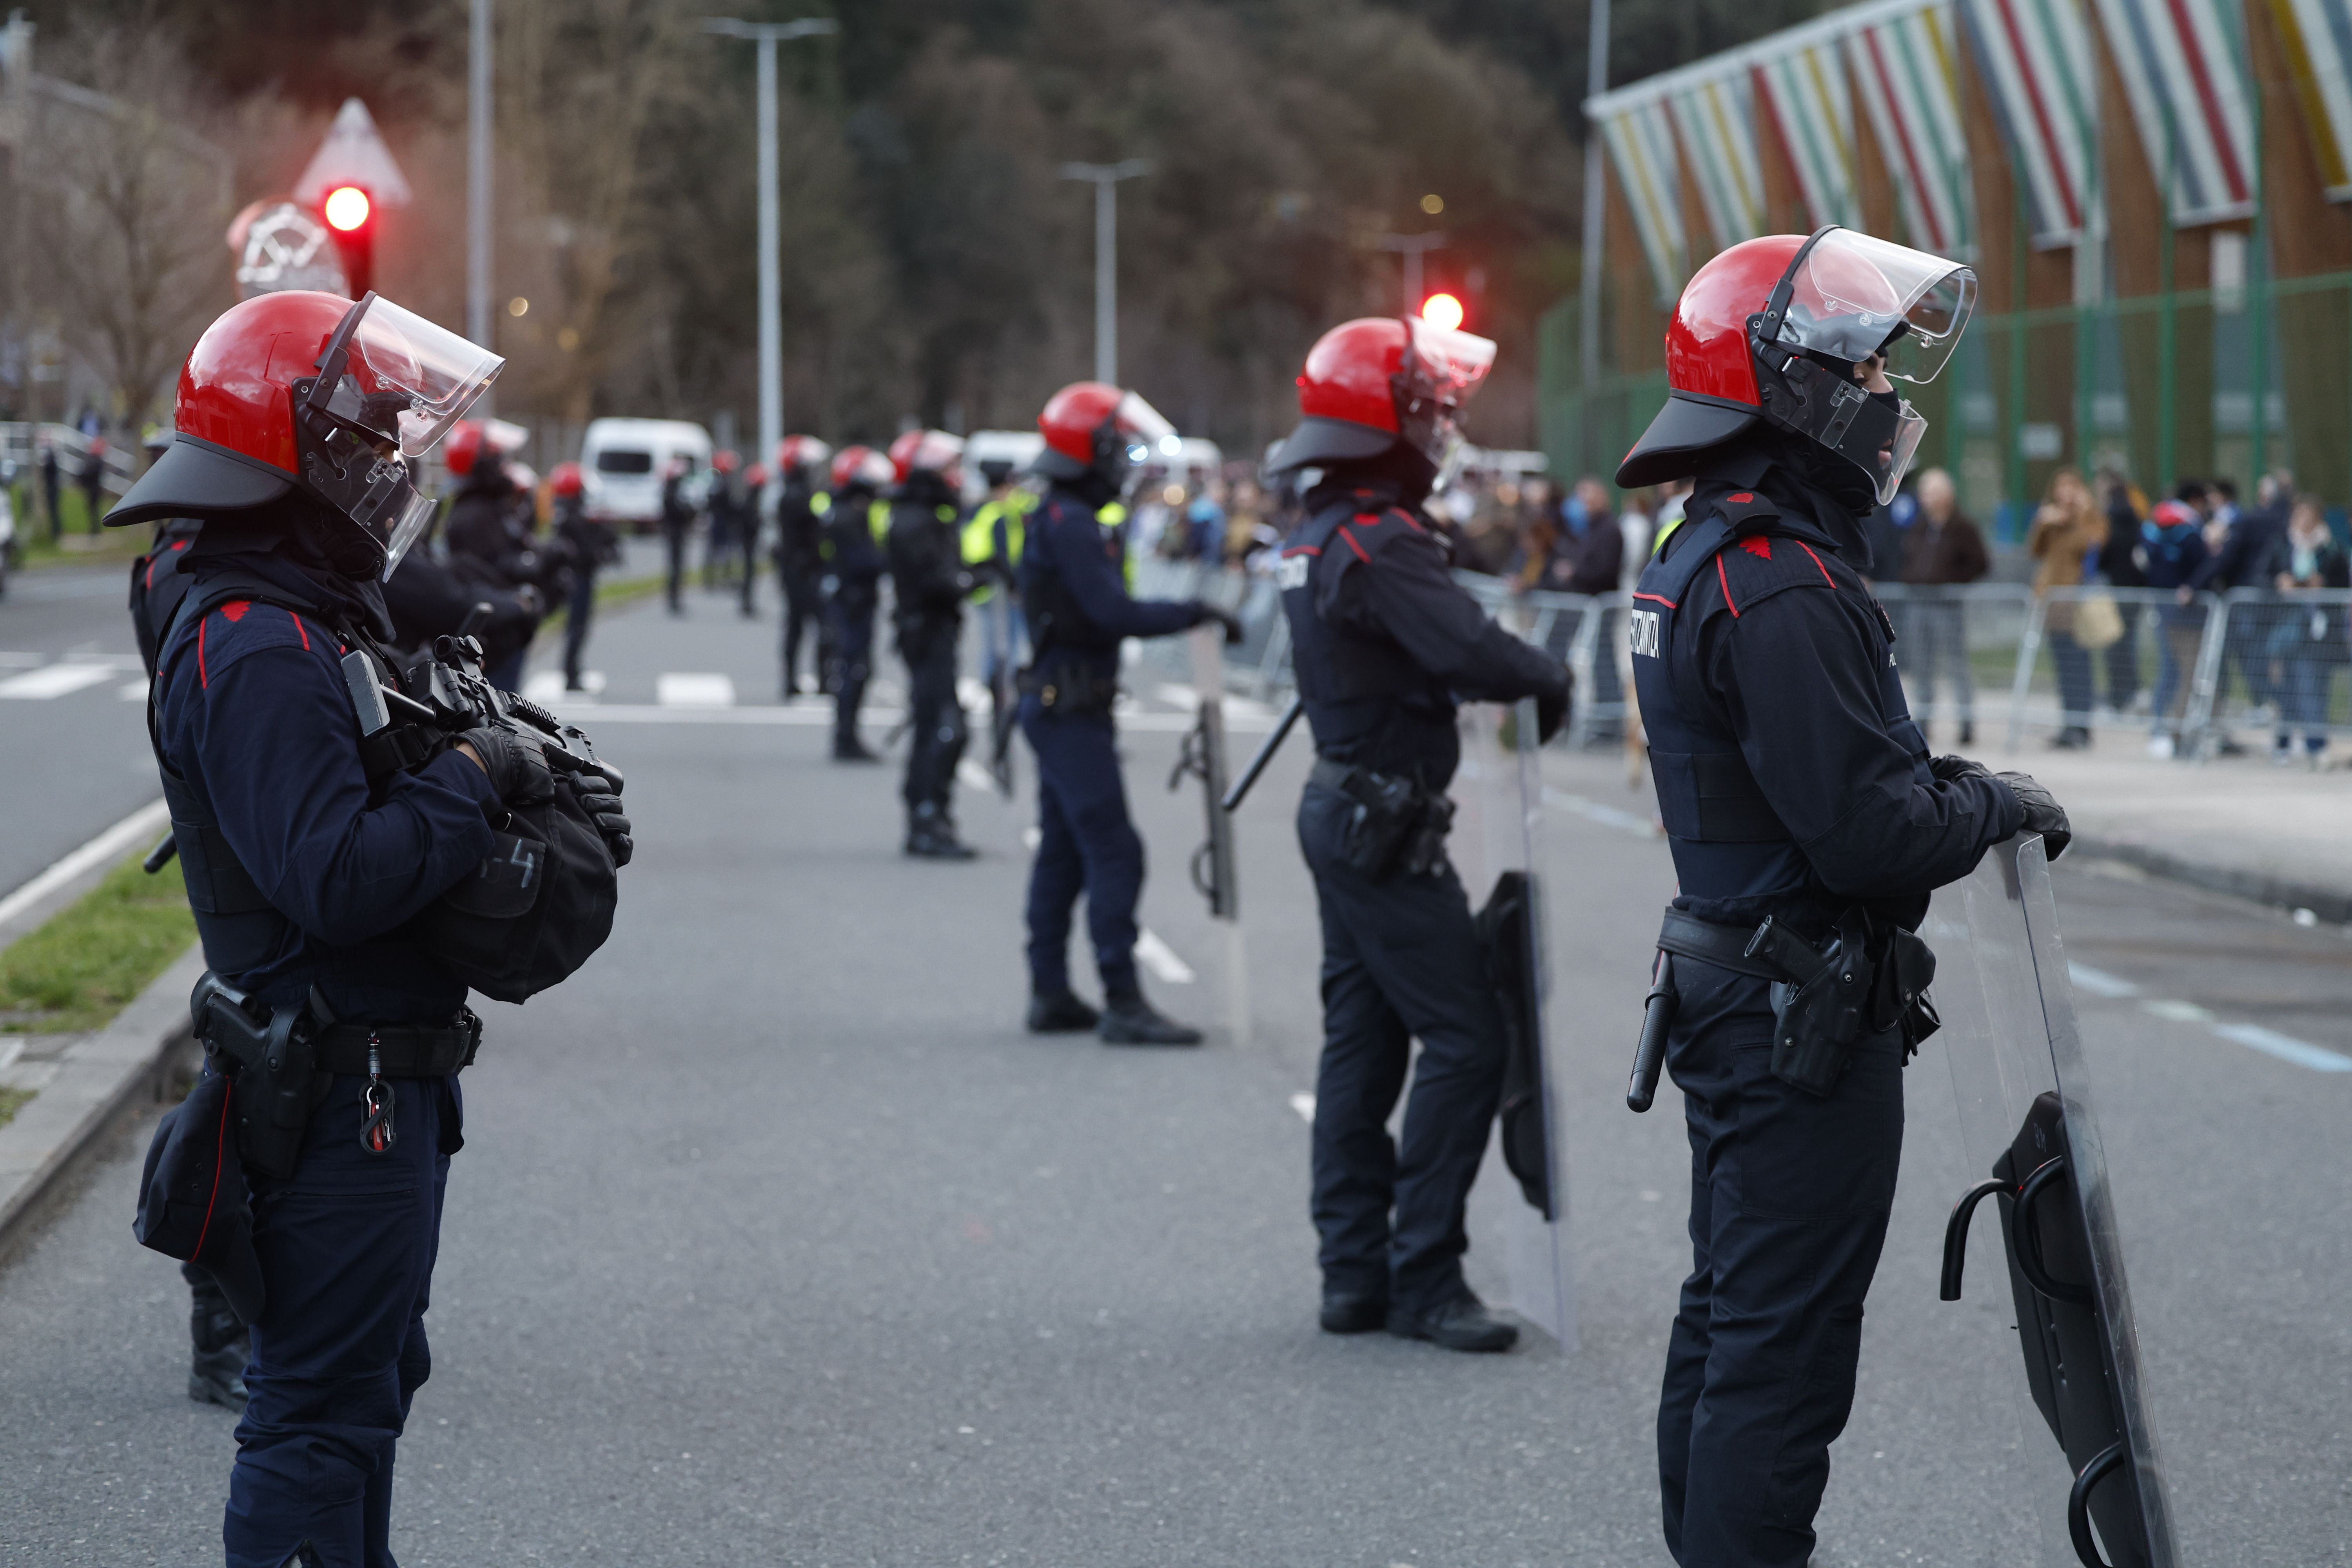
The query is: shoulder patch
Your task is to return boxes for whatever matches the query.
[1717,492,1783,537]
[1738,536,1771,560]
[220,600,249,622]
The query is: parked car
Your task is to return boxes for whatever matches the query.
[579,418,713,528]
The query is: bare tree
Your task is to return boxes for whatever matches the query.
[24,18,231,428]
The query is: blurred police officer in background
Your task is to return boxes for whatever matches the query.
[702,448,742,595]
[822,443,893,762]
[104,287,606,1566]
[965,459,1035,773]
[550,459,619,692]
[1018,382,1241,1045]
[1265,317,1570,1353]
[773,435,834,700]
[438,419,546,690]
[884,428,980,859]
[1614,229,2071,1568]
[737,461,768,618]
[660,454,697,616]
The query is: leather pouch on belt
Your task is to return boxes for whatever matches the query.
[1337,769,1421,878]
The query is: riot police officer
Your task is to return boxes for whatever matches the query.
[703,448,742,593]
[105,288,626,1566]
[1615,229,2073,1568]
[822,444,892,762]
[550,461,620,691]
[1018,382,1238,1045]
[773,435,834,699]
[439,419,546,689]
[1264,318,1571,1352]
[884,428,979,858]
[660,455,697,615]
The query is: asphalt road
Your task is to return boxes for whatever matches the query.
[2,576,2348,1564]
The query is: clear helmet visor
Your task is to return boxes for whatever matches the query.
[1774,229,1975,385]
[325,296,503,456]
[1112,390,1176,445]
[1401,317,1498,407]
[377,488,438,577]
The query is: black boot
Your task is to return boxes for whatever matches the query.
[1098,990,1203,1046]
[1386,1289,1519,1353]
[833,734,880,763]
[1026,989,1100,1033]
[187,1271,249,1411]
[905,804,977,860]
[1958,719,1974,746]
[1320,1287,1388,1334]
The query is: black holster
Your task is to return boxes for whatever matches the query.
[1657,906,1940,1097]
[1019,659,1118,717]
[1311,758,1453,880]
[191,972,321,1181]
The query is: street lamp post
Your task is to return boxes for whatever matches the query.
[1059,160,1149,385]
[1577,0,1613,466]
[468,0,494,373]
[704,16,839,468]
[1376,231,1448,316]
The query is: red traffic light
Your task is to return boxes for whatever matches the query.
[323,185,372,233]
[1420,292,1465,332]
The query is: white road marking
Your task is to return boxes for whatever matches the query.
[956,677,992,710]
[0,797,171,929]
[0,662,118,699]
[117,677,149,702]
[1541,787,1662,839]
[539,703,1273,733]
[523,670,604,703]
[655,672,736,708]
[1156,682,1198,710]
[1134,928,1196,984]
[2066,963,2140,999]
[1288,1092,1316,1123]
[956,759,996,793]
[2141,998,2214,1024]
[2212,1024,2352,1073]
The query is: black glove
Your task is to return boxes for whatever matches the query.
[1195,603,1245,645]
[458,726,554,806]
[1928,753,1994,786]
[1995,770,2071,860]
[568,772,633,868]
[1535,681,1572,745]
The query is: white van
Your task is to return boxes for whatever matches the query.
[579,418,712,526]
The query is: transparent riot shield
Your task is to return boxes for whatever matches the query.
[1166,626,1247,1042]
[1925,835,2178,1568]
[1451,697,1574,1347]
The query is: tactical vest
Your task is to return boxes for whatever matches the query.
[1630,497,1928,904]
[1022,492,1129,659]
[147,573,433,975]
[1276,498,1455,771]
[149,571,620,1003]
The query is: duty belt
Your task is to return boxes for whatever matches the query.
[201,1005,481,1078]
[1654,906,1789,981]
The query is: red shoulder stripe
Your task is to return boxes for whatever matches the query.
[287,609,310,651]
[1632,592,1676,608]
[1282,544,1321,557]
[197,616,209,688]
[1716,555,1739,618]
[1795,540,1837,587]
[1337,526,1371,564]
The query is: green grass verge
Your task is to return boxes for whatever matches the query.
[0,1084,32,1129]
[0,849,197,1035]
[13,481,140,569]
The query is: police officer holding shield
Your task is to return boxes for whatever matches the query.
[1018,382,1238,1045]
[1263,318,1571,1352]
[1616,228,2072,1568]
[109,289,628,1565]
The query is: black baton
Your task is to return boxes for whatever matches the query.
[1221,696,1305,813]
[1627,951,1676,1112]
[142,831,178,874]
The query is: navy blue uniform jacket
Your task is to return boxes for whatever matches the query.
[153,563,500,1022]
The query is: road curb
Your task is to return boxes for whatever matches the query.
[2070,834,2352,926]
[0,942,205,1270]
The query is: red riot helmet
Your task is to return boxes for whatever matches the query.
[744,463,769,489]
[829,444,893,494]
[1265,316,1496,477]
[1034,381,1176,485]
[712,448,740,475]
[889,428,965,486]
[549,461,584,498]
[442,419,486,477]
[776,434,832,479]
[1617,226,1975,505]
[107,290,500,577]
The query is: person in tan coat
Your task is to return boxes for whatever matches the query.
[2029,467,2111,748]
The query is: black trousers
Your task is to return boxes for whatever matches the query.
[901,628,968,811]
[663,523,689,612]
[563,568,597,686]
[829,597,875,742]
[1296,780,1507,1312]
[1656,957,1904,1568]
